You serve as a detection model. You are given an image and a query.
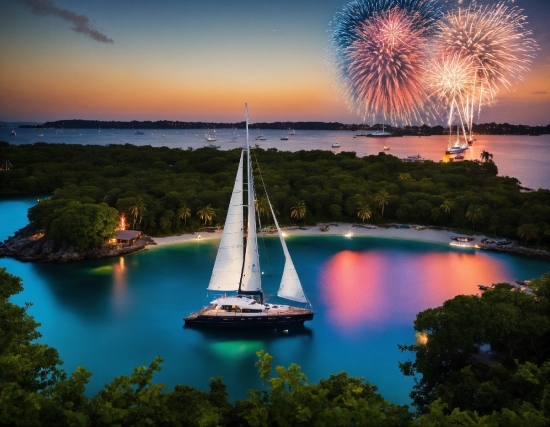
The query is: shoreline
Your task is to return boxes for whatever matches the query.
[151,223,550,260]
[151,223,484,247]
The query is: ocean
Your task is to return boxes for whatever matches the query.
[2,127,549,190]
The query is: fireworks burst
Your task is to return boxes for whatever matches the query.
[347,7,431,123]
[426,53,476,139]
[436,2,538,135]
[329,0,441,124]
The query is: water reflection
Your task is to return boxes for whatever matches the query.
[319,242,531,333]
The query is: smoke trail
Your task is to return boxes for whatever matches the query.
[19,0,114,44]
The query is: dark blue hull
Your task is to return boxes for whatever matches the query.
[184,312,314,330]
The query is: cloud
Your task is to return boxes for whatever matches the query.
[20,0,113,44]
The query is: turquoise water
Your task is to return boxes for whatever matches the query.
[1,198,549,405]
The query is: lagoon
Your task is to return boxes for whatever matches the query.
[1,197,549,405]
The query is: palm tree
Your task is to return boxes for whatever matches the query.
[255,196,271,219]
[480,150,493,163]
[517,223,539,245]
[177,205,191,226]
[374,190,390,217]
[129,197,146,229]
[440,200,454,220]
[290,200,306,221]
[465,205,483,229]
[197,205,216,226]
[356,201,372,223]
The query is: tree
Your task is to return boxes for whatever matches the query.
[357,201,372,223]
[248,350,412,427]
[177,205,191,226]
[439,200,453,220]
[48,202,119,248]
[196,205,216,226]
[129,197,146,229]
[465,205,483,229]
[290,200,306,221]
[256,196,271,219]
[480,150,493,163]
[399,276,550,416]
[374,190,390,217]
[517,223,539,245]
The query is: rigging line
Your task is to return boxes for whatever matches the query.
[251,150,275,281]
[253,150,313,309]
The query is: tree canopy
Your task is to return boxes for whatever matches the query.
[2,143,549,249]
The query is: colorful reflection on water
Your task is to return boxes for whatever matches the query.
[319,246,515,332]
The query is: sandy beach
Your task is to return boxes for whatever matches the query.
[151,223,487,247]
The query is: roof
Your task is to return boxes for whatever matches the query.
[115,230,141,240]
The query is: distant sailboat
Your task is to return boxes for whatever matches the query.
[184,104,314,329]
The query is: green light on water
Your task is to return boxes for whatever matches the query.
[89,266,113,274]
[210,340,265,359]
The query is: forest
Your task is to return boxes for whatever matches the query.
[1,141,549,250]
[1,267,548,426]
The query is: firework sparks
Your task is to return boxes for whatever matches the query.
[329,0,441,125]
[426,53,476,139]
[436,2,538,135]
[347,7,431,123]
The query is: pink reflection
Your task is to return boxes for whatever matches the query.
[320,248,515,332]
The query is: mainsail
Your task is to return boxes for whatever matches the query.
[207,151,244,291]
[240,104,262,293]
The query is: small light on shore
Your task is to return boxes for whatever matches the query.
[281,232,287,237]
[416,332,428,345]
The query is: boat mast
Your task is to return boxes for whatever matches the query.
[238,103,264,302]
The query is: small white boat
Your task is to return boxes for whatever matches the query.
[37,134,44,137]
[255,135,266,141]
[450,241,479,249]
[344,231,354,238]
[280,136,289,141]
[205,133,216,142]
[135,130,145,135]
[10,130,16,136]
[383,145,390,151]
[332,142,341,148]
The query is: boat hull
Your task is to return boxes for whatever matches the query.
[184,310,314,329]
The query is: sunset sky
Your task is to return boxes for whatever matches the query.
[1,0,549,125]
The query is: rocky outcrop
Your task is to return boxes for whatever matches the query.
[0,226,150,263]
[479,241,550,260]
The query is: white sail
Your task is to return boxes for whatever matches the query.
[207,151,244,291]
[240,104,262,293]
[266,195,308,303]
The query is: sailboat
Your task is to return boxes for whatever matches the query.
[184,104,314,329]
[445,125,468,155]
[368,123,392,138]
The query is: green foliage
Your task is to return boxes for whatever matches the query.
[47,202,119,248]
[400,275,550,417]
[2,143,550,244]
